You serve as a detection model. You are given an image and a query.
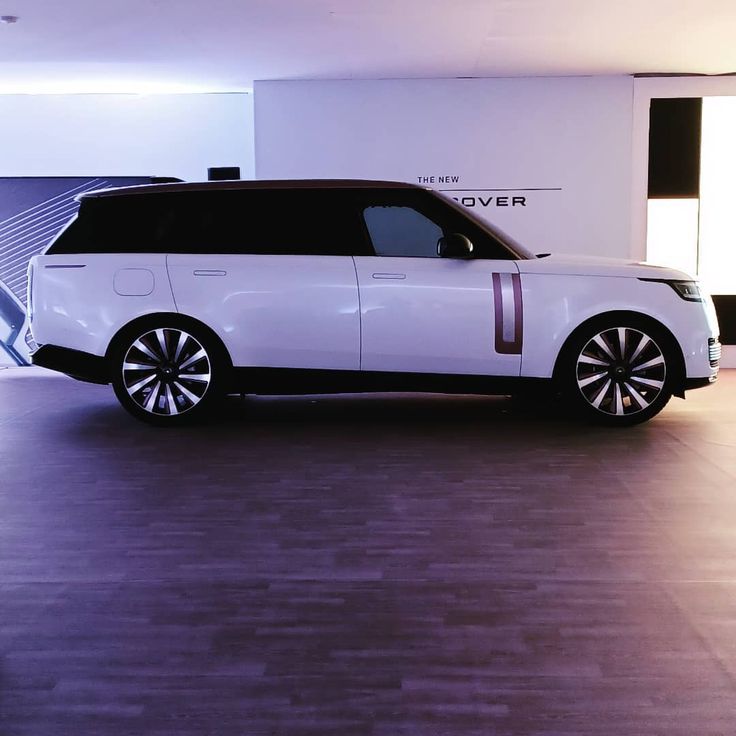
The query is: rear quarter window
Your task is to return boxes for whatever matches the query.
[46,195,187,255]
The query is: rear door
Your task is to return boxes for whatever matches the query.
[167,189,365,370]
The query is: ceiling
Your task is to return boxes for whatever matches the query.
[0,0,735,93]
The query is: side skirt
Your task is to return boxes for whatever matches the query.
[229,367,552,397]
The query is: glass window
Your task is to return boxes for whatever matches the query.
[47,189,371,257]
[47,186,522,260]
[363,205,444,258]
[188,190,369,256]
[358,189,518,260]
[47,195,192,254]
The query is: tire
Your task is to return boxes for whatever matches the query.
[559,317,678,426]
[110,321,226,425]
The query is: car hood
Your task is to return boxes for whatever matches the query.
[516,253,694,281]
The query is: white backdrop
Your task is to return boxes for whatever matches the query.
[255,77,634,258]
[0,93,254,182]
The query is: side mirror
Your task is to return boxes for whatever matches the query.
[437,233,474,259]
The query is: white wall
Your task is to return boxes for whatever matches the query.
[0,93,254,181]
[255,77,635,258]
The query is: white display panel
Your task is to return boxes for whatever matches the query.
[699,96,736,295]
[255,77,635,259]
[645,198,699,276]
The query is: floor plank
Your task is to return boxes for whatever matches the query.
[1,368,735,735]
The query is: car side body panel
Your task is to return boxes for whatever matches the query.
[29,254,176,357]
[29,252,720,386]
[353,256,521,376]
[517,255,720,381]
[166,254,360,370]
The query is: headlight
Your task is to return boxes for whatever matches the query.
[639,278,703,302]
[668,280,703,302]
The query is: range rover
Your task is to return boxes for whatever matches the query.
[27,179,721,425]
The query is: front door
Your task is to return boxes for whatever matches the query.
[352,190,523,377]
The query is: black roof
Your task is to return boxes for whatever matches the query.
[78,179,425,200]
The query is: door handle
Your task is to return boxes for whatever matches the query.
[371,273,406,280]
[193,270,227,276]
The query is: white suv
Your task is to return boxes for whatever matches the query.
[28,179,721,426]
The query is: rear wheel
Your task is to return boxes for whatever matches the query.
[111,323,224,425]
[561,319,677,426]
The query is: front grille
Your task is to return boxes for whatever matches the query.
[709,337,722,368]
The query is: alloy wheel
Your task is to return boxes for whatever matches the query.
[575,326,666,417]
[121,328,212,416]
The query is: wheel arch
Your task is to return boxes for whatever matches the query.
[552,310,687,398]
[105,312,234,372]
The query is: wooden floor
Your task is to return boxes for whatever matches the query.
[1,368,736,735]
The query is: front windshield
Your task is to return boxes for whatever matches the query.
[431,189,537,260]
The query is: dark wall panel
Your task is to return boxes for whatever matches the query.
[712,296,736,345]
[648,98,702,198]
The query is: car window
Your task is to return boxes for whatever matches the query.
[188,190,370,256]
[358,189,517,260]
[363,205,444,258]
[47,189,371,257]
[47,186,520,260]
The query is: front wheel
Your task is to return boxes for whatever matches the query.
[111,323,225,425]
[561,320,677,426]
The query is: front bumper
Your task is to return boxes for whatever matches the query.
[684,375,718,391]
[31,345,110,385]
[681,338,719,394]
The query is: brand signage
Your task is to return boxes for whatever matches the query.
[255,76,634,260]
